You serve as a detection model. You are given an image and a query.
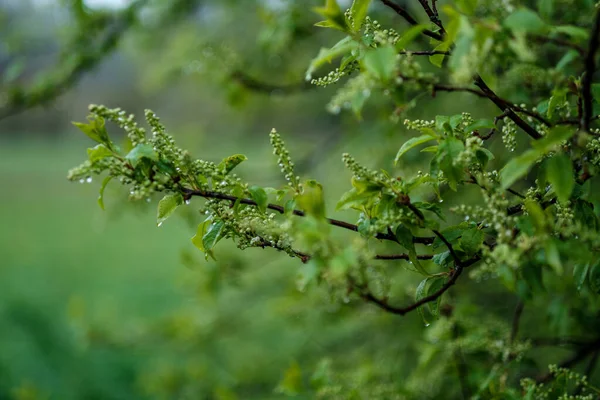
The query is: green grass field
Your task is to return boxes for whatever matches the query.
[0,139,411,399]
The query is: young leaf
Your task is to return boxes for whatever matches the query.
[73,116,110,145]
[249,186,268,213]
[544,239,563,275]
[546,153,574,204]
[500,149,540,190]
[157,193,183,226]
[427,276,446,318]
[218,154,247,174]
[306,37,357,80]
[97,176,112,210]
[297,180,326,218]
[126,143,159,167]
[459,228,484,256]
[363,45,397,81]
[191,219,211,253]
[415,278,431,326]
[395,134,437,164]
[396,225,430,276]
[202,220,225,257]
[504,8,548,34]
[349,0,371,31]
[87,144,113,163]
[395,25,428,50]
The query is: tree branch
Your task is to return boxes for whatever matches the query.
[581,7,600,132]
[379,0,443,41]
[0,0,149,121]
[474,76,543,140]
[231,70,313,94]
[182,188,434,245]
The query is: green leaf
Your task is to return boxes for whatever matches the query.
[553,25,589,40]
[502,125,576,190]
[500,149,540,190]
[191,219,211,253]
[415,278,431,326]
[427,276,446,317]
[97,176,112,210]
[548,88,568,118]
[363,45,397,81]
[436,137,465,191]
[504,8,548,34]
[524,199,547,232]
[464,119,495,132]
[202,220,225,257]
[73,116,110,145]
[589,261,600,294]
[298,180,326,218]
[306,37,357,80]
[87,144,113,163]
[573,263,590,291]
[456,0,478,15]
[544,239,563,275]
[126,143,158,167]
[395,25,428,50]
[275,361,302,396]
[313,0,348,31]
[395,134,437,164]
[546,153,574,203]
[349,0,371,31]
[429,42,451,67]
[249,186,268,213]
[218,154,247,174]
[459,228,484,256]
[157,193,183,226]
[396,225,430,276]
[556,50,579,71]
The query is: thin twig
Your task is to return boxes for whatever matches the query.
[182,188,434,245]
[581,8,600,132]
[379,0,443,41]
[231,70,313,94]
[474,76,543,140]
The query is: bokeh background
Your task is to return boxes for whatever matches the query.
[1,1,586,399]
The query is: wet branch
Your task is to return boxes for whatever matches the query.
[182,188,434,245]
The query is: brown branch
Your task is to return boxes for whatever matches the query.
[375,253,434,260]
[354,255,479,315]
[182,188,434,245]
[379,0,443,41]
[416,0,445,35]
[581,8,600,132]
[474,76,543,140]
[231,70,313,94]
[399,50,450,55]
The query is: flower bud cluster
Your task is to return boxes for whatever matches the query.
[269,129,300,192]
[311,68,345,87]
[89,104,146,146]
[455,136,484,167]
[501,118,517,152]
[327,74,374,115]
[403,118,435,131]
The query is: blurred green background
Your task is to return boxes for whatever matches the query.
[1,0,588,399]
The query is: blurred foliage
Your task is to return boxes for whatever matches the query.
[3,0,600,399]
